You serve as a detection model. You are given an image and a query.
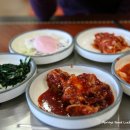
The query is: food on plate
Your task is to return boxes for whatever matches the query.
[93,32,129,54]
[46,69,70,94]
[116,63,130,84]
[23,35,70,55]
[33,36,58,53]
[0,57,30,89]
[38,69,114,116]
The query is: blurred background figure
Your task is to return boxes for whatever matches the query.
[29,0,130,21]
[0,0,130,22]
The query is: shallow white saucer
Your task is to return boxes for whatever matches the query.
[9,29,74,65]
[0,53,37,103]
[26,65,122,129]
[75,27,130,63]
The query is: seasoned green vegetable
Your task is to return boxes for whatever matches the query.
[0,57,31,88]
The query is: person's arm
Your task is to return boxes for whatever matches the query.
[29,0,57,21]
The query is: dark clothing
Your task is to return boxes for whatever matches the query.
[29,0,57,21]
[29,0,130,21]
[58,0,121,15]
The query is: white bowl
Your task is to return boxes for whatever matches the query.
[75,27,130,63]
[112,52,130,96]
[26,65,122,129]
[0,53,37,103]
[9,29,74,65]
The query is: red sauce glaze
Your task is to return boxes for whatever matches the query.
[38,89,69,115]
[38,69,114,116]
[117,63,130,84]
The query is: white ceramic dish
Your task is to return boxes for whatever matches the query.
[26,65,122,129]
[9,29,74,65]
[112,52,130,96]
[0,53,37,103]
[75,27,130,63]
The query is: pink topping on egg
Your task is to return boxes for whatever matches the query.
[34,36,58,53]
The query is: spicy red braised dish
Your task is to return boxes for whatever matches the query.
[38,69,114,116]
[116,63,130,84]
[93,32,129,54]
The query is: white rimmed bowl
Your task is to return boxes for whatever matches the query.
[112,52,130,96]
[9,29,74,65]
[26,65,122,129]
[0,53,37,103]
[75,27,130,63]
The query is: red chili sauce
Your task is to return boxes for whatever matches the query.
[38,69,114,116]
[38,89,69,115]
[117,63,130,84]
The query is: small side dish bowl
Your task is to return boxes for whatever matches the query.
[9,29,74,65]
[75,27,130,63]
[0,53,37,103]
[112,52,130,96]
[26,65,122,129]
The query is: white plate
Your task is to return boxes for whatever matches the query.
[9,29,74,65]
[75,27,130,63]
[0,53,37,103]
[112,52,130,96]
[26,65,122,129]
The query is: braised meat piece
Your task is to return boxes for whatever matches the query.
[44,69,114,116]
[62,75,86,104]
[77,73,101,88]
[62,73,114,113]
[62,73,102,104]
[66,104,99,116]
[47,69,70,95]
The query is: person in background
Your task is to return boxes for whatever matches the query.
[29,0,130,21]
